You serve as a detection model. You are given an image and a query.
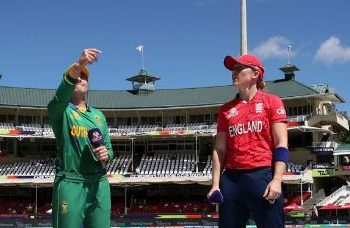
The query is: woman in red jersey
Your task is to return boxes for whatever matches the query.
[208,54,288,228]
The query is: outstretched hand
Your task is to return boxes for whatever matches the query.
[79,48,102,66]
[68,48,102,79]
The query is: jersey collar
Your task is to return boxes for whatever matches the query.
[236,90,261,103]
[68,102,92,112]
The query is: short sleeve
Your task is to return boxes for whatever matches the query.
[269,95,288,123]
[217,107,228,133]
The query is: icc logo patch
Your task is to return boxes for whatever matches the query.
[61,201,68,214]
[228,107,238,118]
[276,107,286,115]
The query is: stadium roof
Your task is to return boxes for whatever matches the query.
[0,79,343,110]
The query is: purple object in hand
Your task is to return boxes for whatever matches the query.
[208,190,224,204]
[88,128,103,148]
[88,128,106,169]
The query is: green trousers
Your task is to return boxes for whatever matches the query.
[52,172,111,228]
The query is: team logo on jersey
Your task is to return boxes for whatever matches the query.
[95,115,102,126]
[70,111,81,120]
[255,103,263,113]
[228,107,238,118]
[61,201,68,214]
[276,107,286,115]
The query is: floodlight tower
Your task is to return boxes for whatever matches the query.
[240,0,248,55]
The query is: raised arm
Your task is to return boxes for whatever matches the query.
[47,48,101,123]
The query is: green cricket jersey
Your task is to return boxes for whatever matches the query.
[48,72,114,175]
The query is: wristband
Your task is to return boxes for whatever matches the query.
[63,73,78,85]
[273,147,289,163]
[67,63,89,79]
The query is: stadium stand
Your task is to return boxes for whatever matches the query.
[285,162,306,175]
[317,185,350,207]
[1,66,350,226]
[202,155,212,175]
[42,124,54,137]
[127,197,215,214]
[0,122,15,130]
[107,154,132,175]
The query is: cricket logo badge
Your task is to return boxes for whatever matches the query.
[255,103,263,113]
[92,131,102,144]
[61,201,69,214]
[95,115,102,126]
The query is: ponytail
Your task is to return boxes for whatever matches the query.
[257,78,266,90]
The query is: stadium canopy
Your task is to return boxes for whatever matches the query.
[334,144,350,156]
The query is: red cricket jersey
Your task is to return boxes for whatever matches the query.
[217,90,287,170]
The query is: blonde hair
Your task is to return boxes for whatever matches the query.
[257,77,266,90]
[251,67,266,90]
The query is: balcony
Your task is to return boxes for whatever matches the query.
[305,108,349,131]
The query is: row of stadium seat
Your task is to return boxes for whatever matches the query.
[0,198,36,215]
[284,192,312,206]
[2,193,318,217]
[0,154,213,176]
[165,122,217,131]
[0,159,55,176]
[285,162,306,175]
[0,197,217,216]
[0,122,217,137]
[0,122,217,131]
[0,122,15,130]
[1,156,310,177]
[202,155,212,175]
[126,197,215,214]
[106,154,132,175]
[135,153,197,175]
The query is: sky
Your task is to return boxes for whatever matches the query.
[0,0,350,112]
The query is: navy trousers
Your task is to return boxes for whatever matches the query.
[219,167,284,228]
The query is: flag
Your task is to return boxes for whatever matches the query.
[136,45,144,52]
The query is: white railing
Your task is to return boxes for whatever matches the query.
[288,115,308,123]
[312,141,338,148]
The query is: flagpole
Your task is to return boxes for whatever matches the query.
[287,45,292,64]
[136,45,145,70]
[141,48,145,70]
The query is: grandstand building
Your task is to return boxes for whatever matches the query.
[0,65,349,226]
